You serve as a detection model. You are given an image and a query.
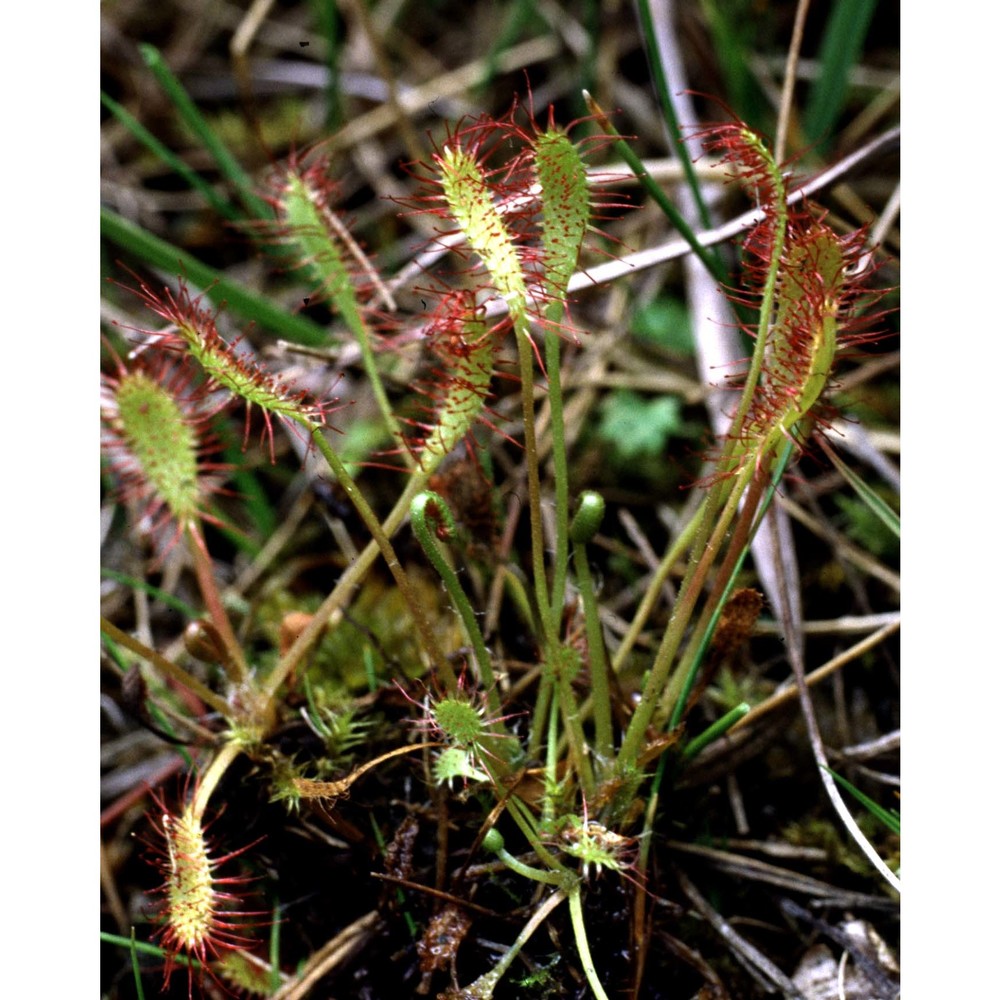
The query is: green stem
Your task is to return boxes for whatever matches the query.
[484,829,566,886]
[616,460,756,774]
[506,794,567,873]
[527,660,554,764]
[610,504,704,674]
[304,424,455,687]
[457,889,567,998]
[262,441,442,702]
[543,326,571,639]
[100,617,232,718]
[494,848,564,885]
[190,740,244,820]
[573,541,613,768]
[662,466,769,726]
[184,523,248,686]
[410,491,499,716]
[669,435,795,729]
[667,439,796,728]
[341,299,410,465]
[558,659,595,800]
[568,885,611,1000]
[542,689,560,828]
[512,313,556,646]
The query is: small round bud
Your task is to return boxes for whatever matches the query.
[278,611,316,657]
[482,827,505,855]
[569,491,605,544]
[184,620,228,665]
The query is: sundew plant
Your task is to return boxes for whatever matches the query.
[101,5,899,998]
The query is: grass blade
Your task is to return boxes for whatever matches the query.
[308,0,345,128]
[101,90,240,221]
[138,43,271,219]
[803,0,878,148]
[101,207,330,346]
[633,0,712,229]
[820,438,900,538]
[698,0,770,131]
[100,568,202,620]
[129,928,147,1000]
[583,93,727,285]
[822,765,900,835]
